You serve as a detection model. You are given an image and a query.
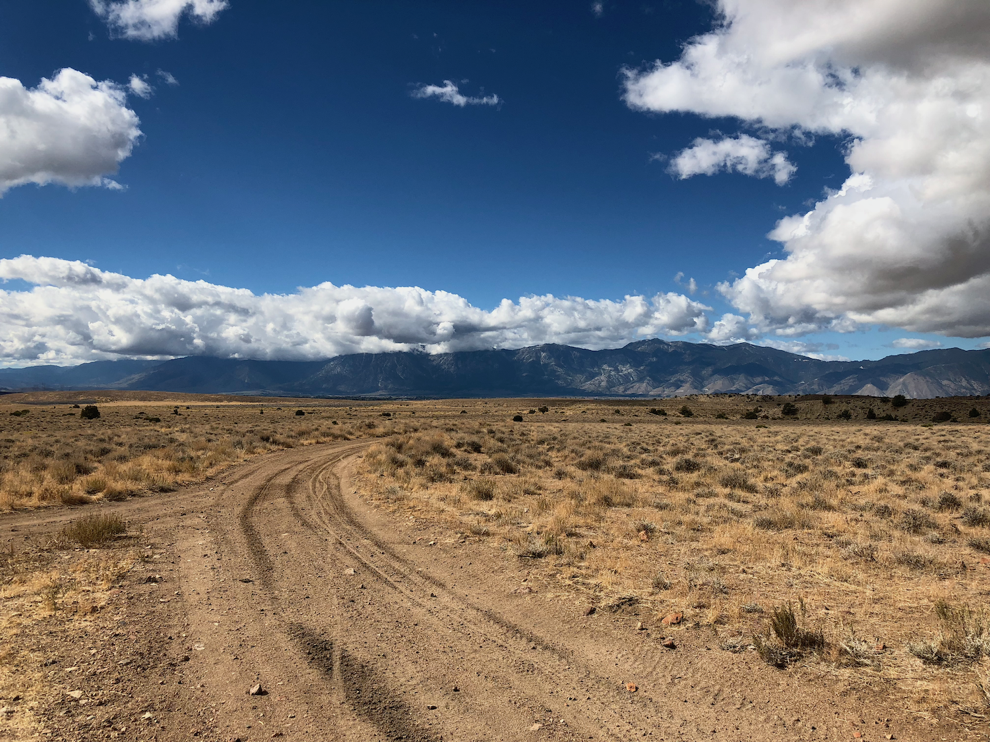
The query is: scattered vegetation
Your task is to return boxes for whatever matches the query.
[753,601,825,668]
[6,390,990,719]
[0,395,387,509]
[353,394,990,712]
[52,513,127,548]
[908,601,990,665]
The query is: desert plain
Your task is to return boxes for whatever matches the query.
[1,391,989,741]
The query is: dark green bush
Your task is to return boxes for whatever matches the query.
[80,405,100,420]
[673,456,702,473]
[486,453,518,474]
[899,508,937,534]
[968,537,990,554]
[576,452,608,471]
[936,492,962,512]
[962,506,990,528]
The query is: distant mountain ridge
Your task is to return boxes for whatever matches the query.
[1,341,989,399]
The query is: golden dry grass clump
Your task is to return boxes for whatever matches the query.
[355,396,990,716]
[0,396,418,510]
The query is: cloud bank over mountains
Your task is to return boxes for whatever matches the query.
[624,0,990,339]
[0,256,710,365]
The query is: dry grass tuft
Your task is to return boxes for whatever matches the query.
[908,601,990,665]
[51,513,127,548]
[753,601,826,668]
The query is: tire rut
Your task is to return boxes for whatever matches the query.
[201,440,956,742]
[283,451,694,740]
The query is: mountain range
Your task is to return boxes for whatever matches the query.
[1,341,988,399]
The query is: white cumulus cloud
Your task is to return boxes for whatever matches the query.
[669,135,795,185]
[90,0,228,41]
[410,81,501,107]
[758,338,844,359]
[707,313,758,344]
[891,338,942,349]
[623,0,990,340]
[128,74,153,98]
[156,69,179,86]
[673,272,698,295]
[0,69,140,194]
[0,256,711,365]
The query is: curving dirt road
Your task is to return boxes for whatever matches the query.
[6,441,979,741]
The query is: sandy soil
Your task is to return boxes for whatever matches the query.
[3,440,984,741]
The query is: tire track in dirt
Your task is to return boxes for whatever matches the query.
[10,439,972,740]
[228,443,655,739]
[233,442,463,741]
[296,455,670,740]
[226,444,943,741]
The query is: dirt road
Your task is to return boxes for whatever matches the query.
[5,441,977,741]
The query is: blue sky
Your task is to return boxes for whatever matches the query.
[1,1,988,365]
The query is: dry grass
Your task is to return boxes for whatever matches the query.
[5,391,990,721]
[0,531,144,737]
[50,513,127,549]
[353,395,990,716]
[0,396,416,510]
